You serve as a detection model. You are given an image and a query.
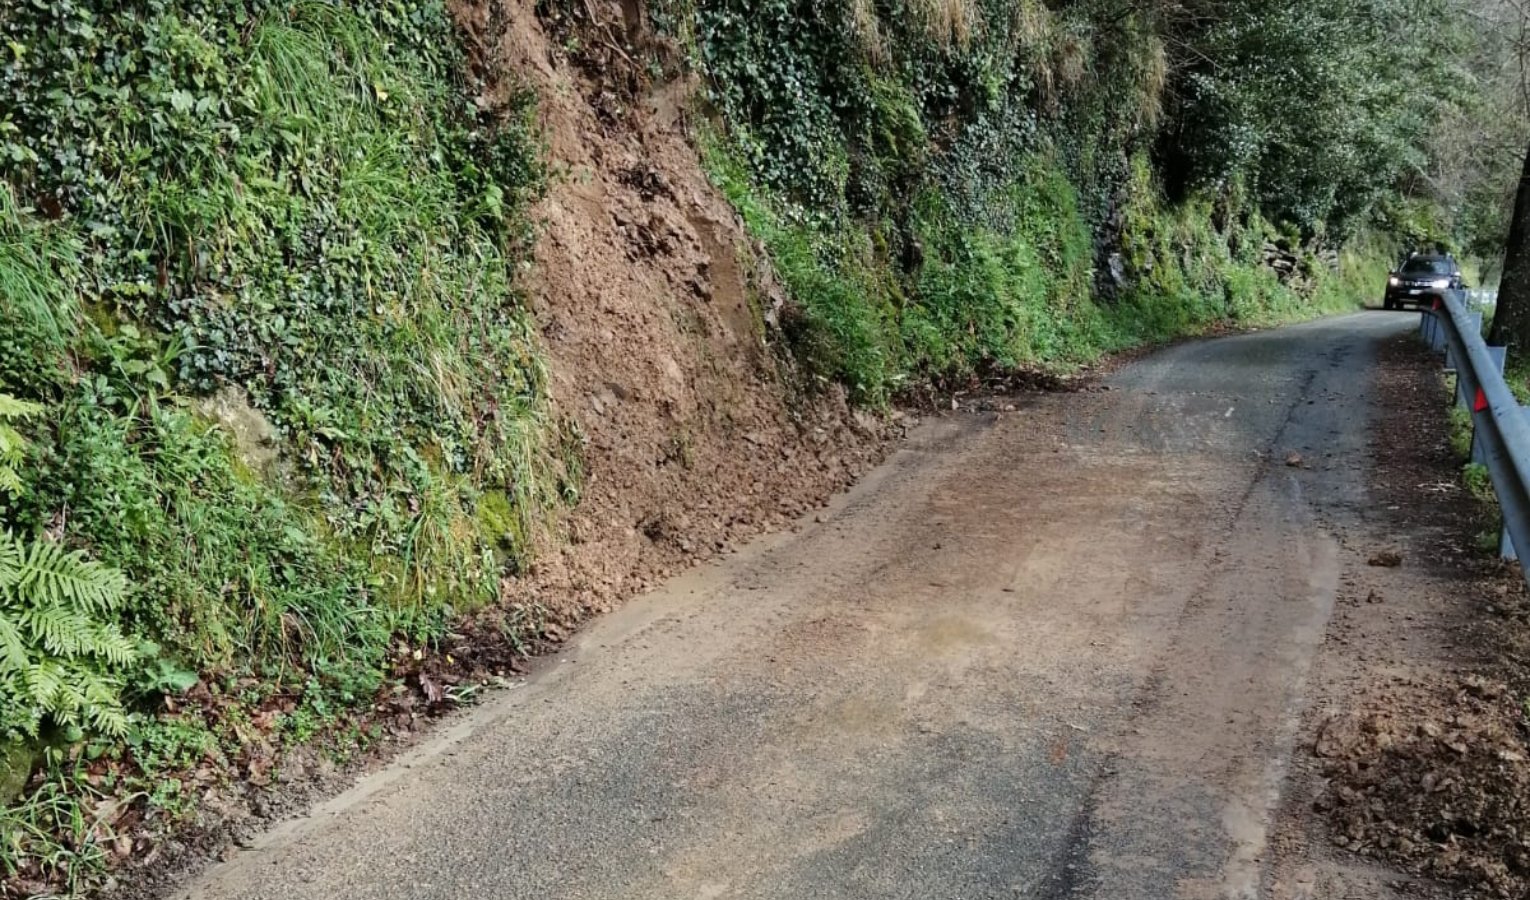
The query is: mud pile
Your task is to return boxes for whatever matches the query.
[1318,665,1530,897]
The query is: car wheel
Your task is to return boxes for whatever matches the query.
[1383,297,1395,311]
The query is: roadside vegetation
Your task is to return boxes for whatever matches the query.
[0,0,1522,895]
[608,0,1454,402]
[0,1,565,892]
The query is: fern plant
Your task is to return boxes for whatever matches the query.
[0,394,136,739]
[0,394,39,497]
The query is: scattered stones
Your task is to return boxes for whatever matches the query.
[1318,678,1530,899]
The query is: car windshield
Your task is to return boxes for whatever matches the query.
[1402,258,1454,275]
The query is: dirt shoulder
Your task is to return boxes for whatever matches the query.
[1267,331,1530,900]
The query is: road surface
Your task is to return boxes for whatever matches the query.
[181,312,1421,900]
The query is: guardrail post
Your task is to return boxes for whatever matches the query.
[1489,345,1508,373]
[1512,405,1530,561]
[1430,310,1448,352]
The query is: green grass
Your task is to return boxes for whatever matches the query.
[1449,402,1476,461]
[0,189,84,400]
[701,135,900,401]
[3,1,564,673]
[0,189,82,355]
[0,750,117,895]
[1446,375,1504,549]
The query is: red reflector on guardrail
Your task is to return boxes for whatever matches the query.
[1475,387,1489,413]
[1434,298,1444,310]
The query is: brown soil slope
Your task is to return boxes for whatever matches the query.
[452,0,889,624]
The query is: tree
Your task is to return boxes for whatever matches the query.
[1155,0,1464,235]
[1489,144,1530,349]
[1469,0,1530,347]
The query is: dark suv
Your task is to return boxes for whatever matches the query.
[1383,254,1465,310]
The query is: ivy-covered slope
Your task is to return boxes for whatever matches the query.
[0,0,571,889]
[566,0,1455,403]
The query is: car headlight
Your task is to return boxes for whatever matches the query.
[1389,276,1400,287]
[1431,278,1451,289]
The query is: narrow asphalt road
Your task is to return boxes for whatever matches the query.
[181,312,1419,900]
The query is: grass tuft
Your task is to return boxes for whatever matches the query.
[910,0,982,48]
[0,187,81,357]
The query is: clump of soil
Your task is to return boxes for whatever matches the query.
[1315,677,1530,898]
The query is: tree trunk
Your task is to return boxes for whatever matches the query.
[1488,142,1530,350]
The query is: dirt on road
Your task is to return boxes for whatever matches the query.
[150,311,1528,900]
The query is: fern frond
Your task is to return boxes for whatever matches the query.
[2,537,128,614]
[0,422,26,460]
[0,524,137,740]
[87,623,138,666]
[80,673,121,709]
[81,677,130,737]
[49,669,89,720]
[23,604,94,657]
[0,395,33,499]
[0,610,28,671]
[24,660,65,709]
[87,703,131,738]
[0,395,42,420]
[0,531,21,575]
[0,670,42,737]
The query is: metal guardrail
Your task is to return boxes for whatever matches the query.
[1420,291,1530,582]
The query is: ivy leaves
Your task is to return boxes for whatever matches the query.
[2,0,562,618]
[0,0,564,766]
[687,0,861,211]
